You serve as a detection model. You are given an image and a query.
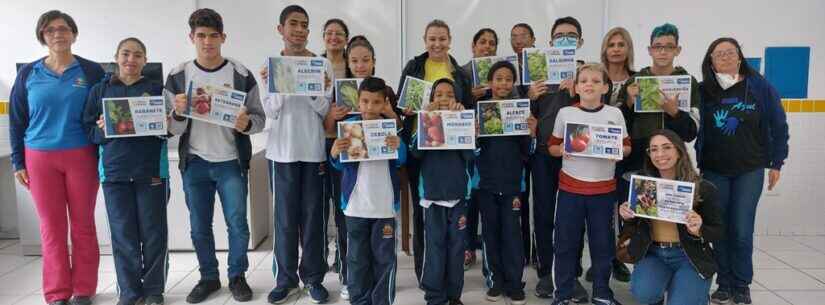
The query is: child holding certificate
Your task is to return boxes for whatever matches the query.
[475,61,536,305]
[329,77,405,305]
[547,63,630,305]
[82,37,169,305]
[412,79,473,305]
[619,129,723,305]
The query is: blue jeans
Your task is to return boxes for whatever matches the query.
[182,156,250,280]
[554,190,615,301]
[631,247,712,305]
[703,168,764,288]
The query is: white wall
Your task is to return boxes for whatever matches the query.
[404,0,606,68]
[609,0,825,97]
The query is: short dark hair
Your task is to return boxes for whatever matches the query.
[650,23,679,44]
[358,77,387,98]
[551,16,582,37]
[511,23,535,39]
[429,78,456,102]
[473,28,498,46]
[189,8,223,33]
[36,10,78,46]
[324,18,349,38]
[487,60,517,83]
[280,5,309,26]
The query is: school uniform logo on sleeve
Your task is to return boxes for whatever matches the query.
[458,216,467,230]
[512,198,522,211]
[382,224,394,239]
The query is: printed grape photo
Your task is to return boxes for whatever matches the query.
[478,102,503,136]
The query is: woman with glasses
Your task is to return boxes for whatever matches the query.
[9,10,105,305]
[620,129,724,305]
[697,37,789,305]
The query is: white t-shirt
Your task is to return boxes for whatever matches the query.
[344,160,395,218]
[186,61,238,162]
[552,104,628,183]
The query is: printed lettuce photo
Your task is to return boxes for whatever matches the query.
[637,77,662,112]
[269,57,297,93]
[473,57,495,86]
[336,79,360,112]
[104,99,135,136]
[479,102,503,135]
[400,77,429,111]
[525,50,547,82]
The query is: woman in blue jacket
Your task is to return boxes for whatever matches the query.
[697,37,789,305]
[82,37,170,305]
[9,10,105,305]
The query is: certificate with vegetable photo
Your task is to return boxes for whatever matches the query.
[337,119,398,162]
[102,96,167,138]
[335,78,363,113]
[522,47,576,85]
[472,55,521,86]
[397,76,433,111]
[635,75,692,113]
[268,56,326,96]
[477,99,531,137]
[417,110,475,150]
[183,81,246,128]
[628,175,695,224]
[563,121,624,160]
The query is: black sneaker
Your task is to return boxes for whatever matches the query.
[650,300,664,305]
[143,295,164,305]
[535,275,554,299]
[733,287,752,304]
[508,290,526,305]
[48,301,69,305]
[486,287,503,302]
[711,287,732,304]
[449,298,465,305]
[571,279,589,303]
[612,260,631,282]
[186,279,221,304]
[268,286,300,304]
[229,276,253,302]
[306,283,330,304]
[69,296,92,305]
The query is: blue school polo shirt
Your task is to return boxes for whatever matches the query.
[24,60,92,150]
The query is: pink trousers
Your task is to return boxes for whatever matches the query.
[25,146,100,302]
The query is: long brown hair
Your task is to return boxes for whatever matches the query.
[642,129,703,205]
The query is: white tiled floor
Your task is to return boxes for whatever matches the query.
[0,236,823,305]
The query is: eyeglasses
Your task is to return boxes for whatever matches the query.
[324,31,346,38]
[649,45,678,53]
[711,49,738,59]
[42,26,71,36]
[552,32,580,40]
[646,144,675,154]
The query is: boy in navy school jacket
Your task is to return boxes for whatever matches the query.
[330,77,405,305]
[412,78,474,305]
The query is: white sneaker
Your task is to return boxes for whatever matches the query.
[340,286,350,301]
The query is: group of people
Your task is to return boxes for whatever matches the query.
[8,4,789,305]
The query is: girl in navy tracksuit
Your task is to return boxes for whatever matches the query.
[82,38,169,305]
[476,61,536,305]
[412,79,474,305]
